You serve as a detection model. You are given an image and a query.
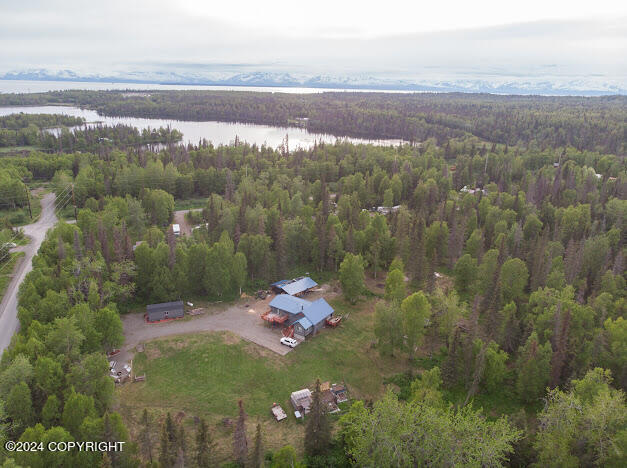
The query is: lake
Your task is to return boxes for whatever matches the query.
[0,105,405,149]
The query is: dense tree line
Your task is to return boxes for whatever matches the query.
[40,124,182,154]
[0,221,132,467]
[0,113,84,148]
[0,113,625,465]
[1,90,625,153]
[0,112,182,153]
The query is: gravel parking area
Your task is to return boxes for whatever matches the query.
[115,285,338,367]
[119,295,290,364]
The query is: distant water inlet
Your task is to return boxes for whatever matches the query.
[0,105,405,150]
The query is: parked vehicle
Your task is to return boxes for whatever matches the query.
[280,337,298,348]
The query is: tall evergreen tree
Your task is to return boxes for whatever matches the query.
[304,380,331,457]
[176,425,186,468]
[408,217,427,286]
[233,400,248,466]
[138,408,154,464]
[250,423,264,468]
[195,418,213,468]
[275,216,287,278]
[159,412,178,468]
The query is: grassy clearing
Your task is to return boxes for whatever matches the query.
[0,145,42,154]
[0,189,44,226]
[0,252,25,302]
[174,197,207,210]
[115,296,407,460]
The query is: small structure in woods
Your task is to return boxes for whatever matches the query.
[146,301,185,322]
[376,205,401,215]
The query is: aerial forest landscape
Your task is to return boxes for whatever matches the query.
[0,1,625,468]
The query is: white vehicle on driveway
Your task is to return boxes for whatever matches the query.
[280,337,298,348]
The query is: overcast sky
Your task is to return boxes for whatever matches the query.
[1,0,625,85]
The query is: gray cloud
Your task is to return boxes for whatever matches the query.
[0,1,625,89]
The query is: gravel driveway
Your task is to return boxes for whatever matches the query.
[172,208,201,236]
[120,295,292,364]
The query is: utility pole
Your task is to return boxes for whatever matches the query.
[71,184,77,220]
[24,184,33,219]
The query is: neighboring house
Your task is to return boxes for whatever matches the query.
[266,294,334,338]
[146,301,184,322]
[460,185,487,196]
[376,205,401,215]
[271,276,318,296]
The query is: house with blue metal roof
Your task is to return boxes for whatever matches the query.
[268,294,310,316]
[267,294,334,338]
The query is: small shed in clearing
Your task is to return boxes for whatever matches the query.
[290,388,313,414]
[146,301,184,322]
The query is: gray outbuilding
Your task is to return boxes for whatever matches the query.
[146,301,184,322]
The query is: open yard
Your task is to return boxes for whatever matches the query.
[0,188,45,226]
[115,296,408,461]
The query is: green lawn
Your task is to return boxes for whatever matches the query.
[0,252,24,302]
[174,197,207,210]
[0,189,44,226]
[0,145,42,154]
[122,297,405,416]
[116,296,407,457]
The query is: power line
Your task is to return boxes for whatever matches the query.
[0,230,25,268]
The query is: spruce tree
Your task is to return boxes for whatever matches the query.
[304,380,331,457]
[139,408,154,464]
[275,216,287,278]
[233,400,248,466]
[250,423,264,468]
[195,418,213,468]
[100,452,112,468]
[176,424,186,468]
[159,412,178,468]
[409,217,426,286]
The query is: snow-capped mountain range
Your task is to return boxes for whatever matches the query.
[1,69,624,96]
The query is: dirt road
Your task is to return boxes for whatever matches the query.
[0,193,57,353]
[172,208,202,236]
